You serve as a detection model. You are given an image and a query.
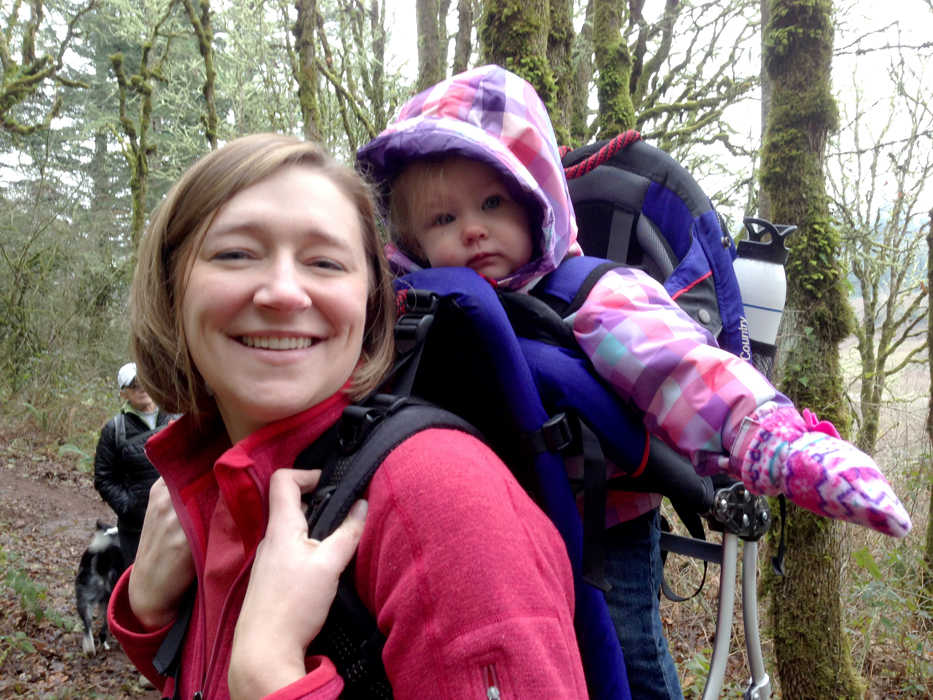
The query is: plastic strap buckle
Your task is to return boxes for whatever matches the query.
[404,289,439,315]
[339,394,408,451]
[395,291,438,355]
[522,413,573,455]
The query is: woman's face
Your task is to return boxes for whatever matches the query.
[181,164,370,443]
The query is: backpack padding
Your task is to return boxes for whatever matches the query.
[518,335,649,473]
[567,166,651,262]
[534,257,621,318]
[635,214,677,280]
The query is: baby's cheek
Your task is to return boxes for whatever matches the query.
[425,244,462,268]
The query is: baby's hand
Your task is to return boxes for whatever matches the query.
[732,406,911,537]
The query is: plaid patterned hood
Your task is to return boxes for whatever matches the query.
[357,64,580,290]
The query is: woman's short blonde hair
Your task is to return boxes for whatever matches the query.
[130,133,395,417]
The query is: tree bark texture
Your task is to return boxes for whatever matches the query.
[368,0,388,130]
[924,209,933,608]
[452,0,473,75]
[416,0,446,92]
[759,1,863,696]
[593,0,635,138]
[759,0,772,221]
[546,0,574,144]
[293,0,322,142]
[568,0,595,145]
[182,0,218,149]
[110,48,154,251]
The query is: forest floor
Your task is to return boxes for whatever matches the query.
[0,427,159,699]
[0,424,926,698]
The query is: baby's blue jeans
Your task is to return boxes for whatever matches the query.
[604,508,684,700]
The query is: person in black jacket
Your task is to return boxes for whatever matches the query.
[93,362,172,562]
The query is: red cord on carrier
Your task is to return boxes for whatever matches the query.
[563,130,641,179]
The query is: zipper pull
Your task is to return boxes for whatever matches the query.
[483,665,501,699]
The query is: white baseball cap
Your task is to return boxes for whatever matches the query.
[117,362,137,389]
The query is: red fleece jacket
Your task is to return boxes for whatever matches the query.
[108,392,587,698]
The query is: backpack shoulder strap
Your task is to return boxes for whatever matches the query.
[113,412,126,452]
[298,396,479,540]
[295,395,481,700]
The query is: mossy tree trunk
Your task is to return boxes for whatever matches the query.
[544,0,574,145]
[109,0,178,252]
[592,0,635,138]
[294,0,322,142]
[182,0,218,149]
[759,1,863,696]
[567,0,594,145]
[451,0,473,75]
[924,209,933,610]
[758,0,772,220]
[415,0,446,92]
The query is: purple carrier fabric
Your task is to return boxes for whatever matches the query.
[395,267,632,700]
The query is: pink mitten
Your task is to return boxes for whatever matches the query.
[730,404,911,537]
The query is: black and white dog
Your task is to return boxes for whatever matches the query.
[75,520,127,655]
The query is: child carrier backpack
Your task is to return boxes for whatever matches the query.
[297,132,791,699]
[154,132,789,700]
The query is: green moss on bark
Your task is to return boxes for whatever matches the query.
[593,0,635,136]
[759,1,863,697]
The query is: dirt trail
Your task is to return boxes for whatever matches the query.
[0,439,159,699]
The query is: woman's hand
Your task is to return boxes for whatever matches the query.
[128,478,196,630]
[228,468,367,699]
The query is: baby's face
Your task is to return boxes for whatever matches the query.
[408,158,533,280]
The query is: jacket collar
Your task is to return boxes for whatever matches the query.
[145,391,352,497]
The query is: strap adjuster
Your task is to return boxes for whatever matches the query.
[404,289,439,314]
[395,290,438,355]
[339,394,409,450]
[522,413,573,455]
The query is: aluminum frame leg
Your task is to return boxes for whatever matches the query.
[701,533,738,700]
[742,541,770,700]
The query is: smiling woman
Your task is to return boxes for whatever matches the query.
[130,134,394,422]
[106,133,588,700]
[182,165,371,443]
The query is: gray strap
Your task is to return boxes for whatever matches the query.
[114,413,126,452]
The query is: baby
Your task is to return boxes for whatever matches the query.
[358,64,910,699]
